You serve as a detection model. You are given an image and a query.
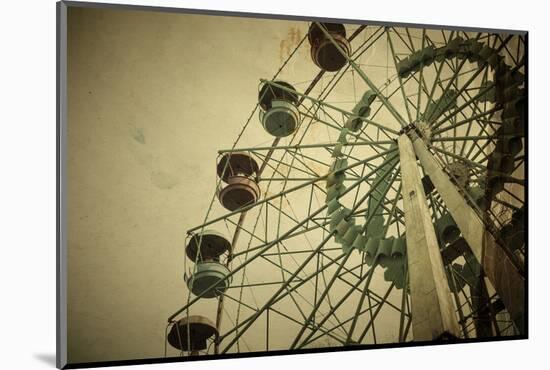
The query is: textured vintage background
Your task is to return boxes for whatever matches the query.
[67,6,326,363]
[66,5,521,364]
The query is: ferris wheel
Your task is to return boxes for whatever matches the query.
[164,22,526,357]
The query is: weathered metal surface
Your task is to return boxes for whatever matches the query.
[260,99,300,137]
[322,91,407,288]
[435,213,460,245]
[365,142,398,241]
[398,133,461,341]
[307,22,346,44]
[440,237,469,265]
[258,80,300,137]
[218,175,261,211]
[186,261,231,298]
[412,135,525,334]
[258,80,299,111]
[308,23,350,72]
[185,230,231,262]
[446,161,470,189]
[216,152,259,182]
[167,315,218,351]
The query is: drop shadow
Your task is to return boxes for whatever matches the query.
[34,353,56,367]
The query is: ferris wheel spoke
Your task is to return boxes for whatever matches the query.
[232,221,330,259]
[268,306,349,346]
[432,35,516,129]
[289,250,355,349]
[429,144,487,171]
[331,270,406,316]
[382,182,404,233]
[172,205,338,326]
[389,27,417,53]
[350,26,386,59]
[356,282,396,343]
[307,107,347,133]
[256,149,321,179]
[225,253,341,346]
[422,49,448,121]
[221,291,259,314]
[219,243,346,353]
[344,263,379,344]
[305,287,398,347]
[397,265,410,342]
[426,54,477,123]
[337,157,401,233]
[422,36,495,138]
[259,254,307,285]
[414,29,428,121]
[318,99,400,141]
[224,216,267,246]
[387,30,415,123]
[291,168,400,349]
[263,79,401,138]
[270,251,312,327]
[315,22,408,128]
[344,173,402,342]
[437,83,499,141]
[295,264,376,348]
[302,303,374,348]
[246,154,403,253]
[468,140,495,164]
[353,174,405,220]
[445,265,471,339]
[432,105,500,136]
[431,134,500,144]
[496,34,521,66]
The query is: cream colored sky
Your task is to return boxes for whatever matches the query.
[67,6,335,362]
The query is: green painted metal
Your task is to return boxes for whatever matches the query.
[321,90,407,289]
[423,90,458,123]
[186,230,231,262]
[365,143,399,241]
[187,261,232,298]
[344,90,377,132]
[260,100,300,137]
[169,29,525,353]
[260,79,400,136]
[315,22,408,127]
[435,213,460,245]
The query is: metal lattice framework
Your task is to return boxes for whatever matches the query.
[165,23,526,357]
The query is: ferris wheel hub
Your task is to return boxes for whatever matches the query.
[414,120,433,142]
[446,161,470,189]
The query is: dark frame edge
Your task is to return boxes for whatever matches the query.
[62,0,527,35]
[523,31,529,339]
[63,335,527,369]
[57,1,69,369]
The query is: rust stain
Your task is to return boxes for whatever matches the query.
[279,26,302,63]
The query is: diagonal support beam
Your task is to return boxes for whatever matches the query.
[315,22,408,128]
[398,134,461,341]
[411,135,525,334]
